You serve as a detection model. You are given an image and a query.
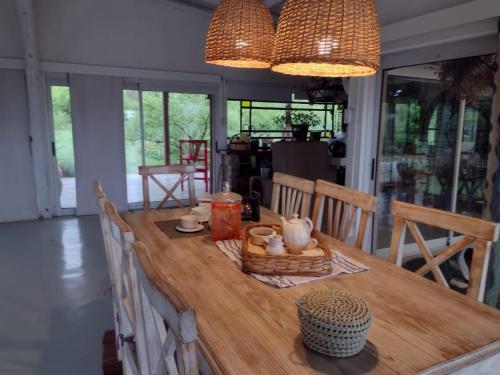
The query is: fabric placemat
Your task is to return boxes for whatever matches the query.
[216,240,370,288]
[155,220,210,239]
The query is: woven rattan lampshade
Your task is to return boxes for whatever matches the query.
[205,0,275,69]
[272,0,380,77]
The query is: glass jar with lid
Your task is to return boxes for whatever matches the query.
[211,182,242,241]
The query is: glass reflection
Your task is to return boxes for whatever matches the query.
[376,55,495,249]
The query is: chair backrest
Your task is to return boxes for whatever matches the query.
[131,240,200,375]
[180,140,208,161]
[93,180,107,216]
[311,180,377,249]
[138,164,196,211]
[271,172,315,219]
[105,202,142,373]
[388,200,500,302]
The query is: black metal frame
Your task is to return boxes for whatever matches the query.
[229,99,344,139]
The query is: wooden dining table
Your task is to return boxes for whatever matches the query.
[124,207,500,375]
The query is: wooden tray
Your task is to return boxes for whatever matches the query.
[241,224,332,277]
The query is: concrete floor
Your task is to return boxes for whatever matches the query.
[0,215,113,375]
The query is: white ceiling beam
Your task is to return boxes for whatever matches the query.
[382,0,500,43]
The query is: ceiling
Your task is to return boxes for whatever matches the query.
[185,0,472,26]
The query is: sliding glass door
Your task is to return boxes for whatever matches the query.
[123,90,212,207]
[375,55,495,254]
[49,85,77,213]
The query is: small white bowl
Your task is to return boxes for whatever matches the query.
[249,227,276,246]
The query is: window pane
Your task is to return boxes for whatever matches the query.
[251,108,286,132]
[227,100,241,138]
[143,91,165,166]
[51,86,76,209]
[168,93,210,164]
[169,93,212,194]
[376,56,495,250]
[226,99,340,139]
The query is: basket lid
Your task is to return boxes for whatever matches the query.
[296,289,371,326]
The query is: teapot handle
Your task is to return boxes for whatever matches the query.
[303,217,314,233]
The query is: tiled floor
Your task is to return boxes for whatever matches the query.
[0,216,112,375]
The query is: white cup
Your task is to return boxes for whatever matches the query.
[180,215,200,229]
[191,206,210,222]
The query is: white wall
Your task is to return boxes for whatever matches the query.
[0,0,24,59]
[70,74,128,215]
[32,0,301,86]
[0,69,38,222]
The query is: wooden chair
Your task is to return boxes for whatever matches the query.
[311,180,377,249]
[93,182,125,361]
[388,200,500,302]
[138,165,196,211]
[93,181,111,258]
[105,202,141,374]
[179,139,209,193]
[131,240,204,375]
[271,172,315,219]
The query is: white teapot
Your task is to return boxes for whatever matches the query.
[281,214,319,254]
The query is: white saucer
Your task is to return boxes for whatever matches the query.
[176,224,204,233]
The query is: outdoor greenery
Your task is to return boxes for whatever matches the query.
[227,100,339,139]
[123,91,210,173]
[272,111,322,128]
[51,86,75,178]
[50,90,340,179]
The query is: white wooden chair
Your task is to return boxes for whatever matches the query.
[105,202,142,374]
[311,180,377,249]
[93,181,111,260]
[271,172,315,219]
[138,165,197,211]
[388,200,500,302]
[93,182,125,361]
[131,240,205,375]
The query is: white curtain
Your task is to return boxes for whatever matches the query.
[0,69,38,222]
[70,74,128,215]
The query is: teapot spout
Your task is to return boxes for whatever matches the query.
[280,216,288,226]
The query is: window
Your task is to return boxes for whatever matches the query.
[375,55,495,250]
[123,90,212,206]
[227,100,344,140]
[50,85,76,210]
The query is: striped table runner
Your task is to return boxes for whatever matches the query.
[216,240,370,288]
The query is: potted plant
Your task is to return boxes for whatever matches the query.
[273,111,321,142]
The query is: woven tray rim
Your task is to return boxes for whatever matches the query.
[241,223,332,277]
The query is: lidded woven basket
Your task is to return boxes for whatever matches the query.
[296,289,372,357]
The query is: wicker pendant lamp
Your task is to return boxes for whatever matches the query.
[205,0,275,69]
[272,0,381,77]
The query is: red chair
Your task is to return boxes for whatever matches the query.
[179,139,209,192]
